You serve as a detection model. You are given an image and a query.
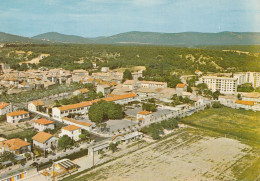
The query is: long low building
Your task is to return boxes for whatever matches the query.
[52,93,137,119]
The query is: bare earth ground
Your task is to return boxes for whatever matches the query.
[68,128,259,181]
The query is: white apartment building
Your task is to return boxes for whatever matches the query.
[233,73,247,85]
[6,110,29,123]
[246,72,260,88]
[59,125,82,141]
[200,76,237,94]
[0,102,12,115]
[233,72,260,88]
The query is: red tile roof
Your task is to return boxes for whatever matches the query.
[34,118,54,125]
[0,138,30,151]
[235,100,254,106]
[176,83,186,88]
[62,125,81,131]
[57,99,100,111]
[138,111,151,115]
[7,110,29,117]
[32,132,54,143]
[57,93,137,111]
[62,117,92,127]
[31,100,44,106]
[0,102,9,109]
[77,88,89,94]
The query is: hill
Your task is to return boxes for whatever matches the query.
[32,32,93,44]
[92,31,260,46]
[0,32,47,44]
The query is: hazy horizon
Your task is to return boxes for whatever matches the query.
[0,0,259,38]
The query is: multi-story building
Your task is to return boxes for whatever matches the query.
[59,125,82,141]
[246,72,260,88]
[199,76,237,94]
[233,73,247,85]
[6,110,29,123]
[32,132,58,151]
[52,93,137,119]
[233,72,260,88]
[34,118,55,131]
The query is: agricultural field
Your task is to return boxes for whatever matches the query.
[63,127,260,181]
[181,107,260,145]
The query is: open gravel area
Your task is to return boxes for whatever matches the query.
[66,128,258,181]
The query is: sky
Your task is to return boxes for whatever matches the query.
[0,0,260,37]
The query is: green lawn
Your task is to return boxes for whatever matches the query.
[7,128,37,142]
[182,107,260,145]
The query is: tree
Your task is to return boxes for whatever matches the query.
[79,134,87,141]
[97,92,103,98]
[142,103,156,112]
[24,153,31,161]
[109,142,118,153]
[197,83,208,91]
[88,101,124,123]
[187,86,193,93]
[58,135,73,150]
[123,69,133,81]
[237,93,242,100]
[0,151,15,162]
[212,91,221,100]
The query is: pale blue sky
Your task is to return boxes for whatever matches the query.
[0,0,259,37]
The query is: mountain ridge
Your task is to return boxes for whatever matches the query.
[1,31,260,46]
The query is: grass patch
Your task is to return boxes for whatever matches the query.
[7,128,37,142]
[181,107,260,145]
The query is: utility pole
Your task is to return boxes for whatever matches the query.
[52,160,55,181]
[92,148,95,167]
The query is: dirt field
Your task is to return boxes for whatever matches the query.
[66,128,260,181]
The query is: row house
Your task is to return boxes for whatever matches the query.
[102,93,137,105]
[234,100,260,111]
[52,99,100,119]
[52,93,137,118]
[140,81,167,89]
[6,110,29,123]
[241,92,260,103]
[61,117,92,131]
